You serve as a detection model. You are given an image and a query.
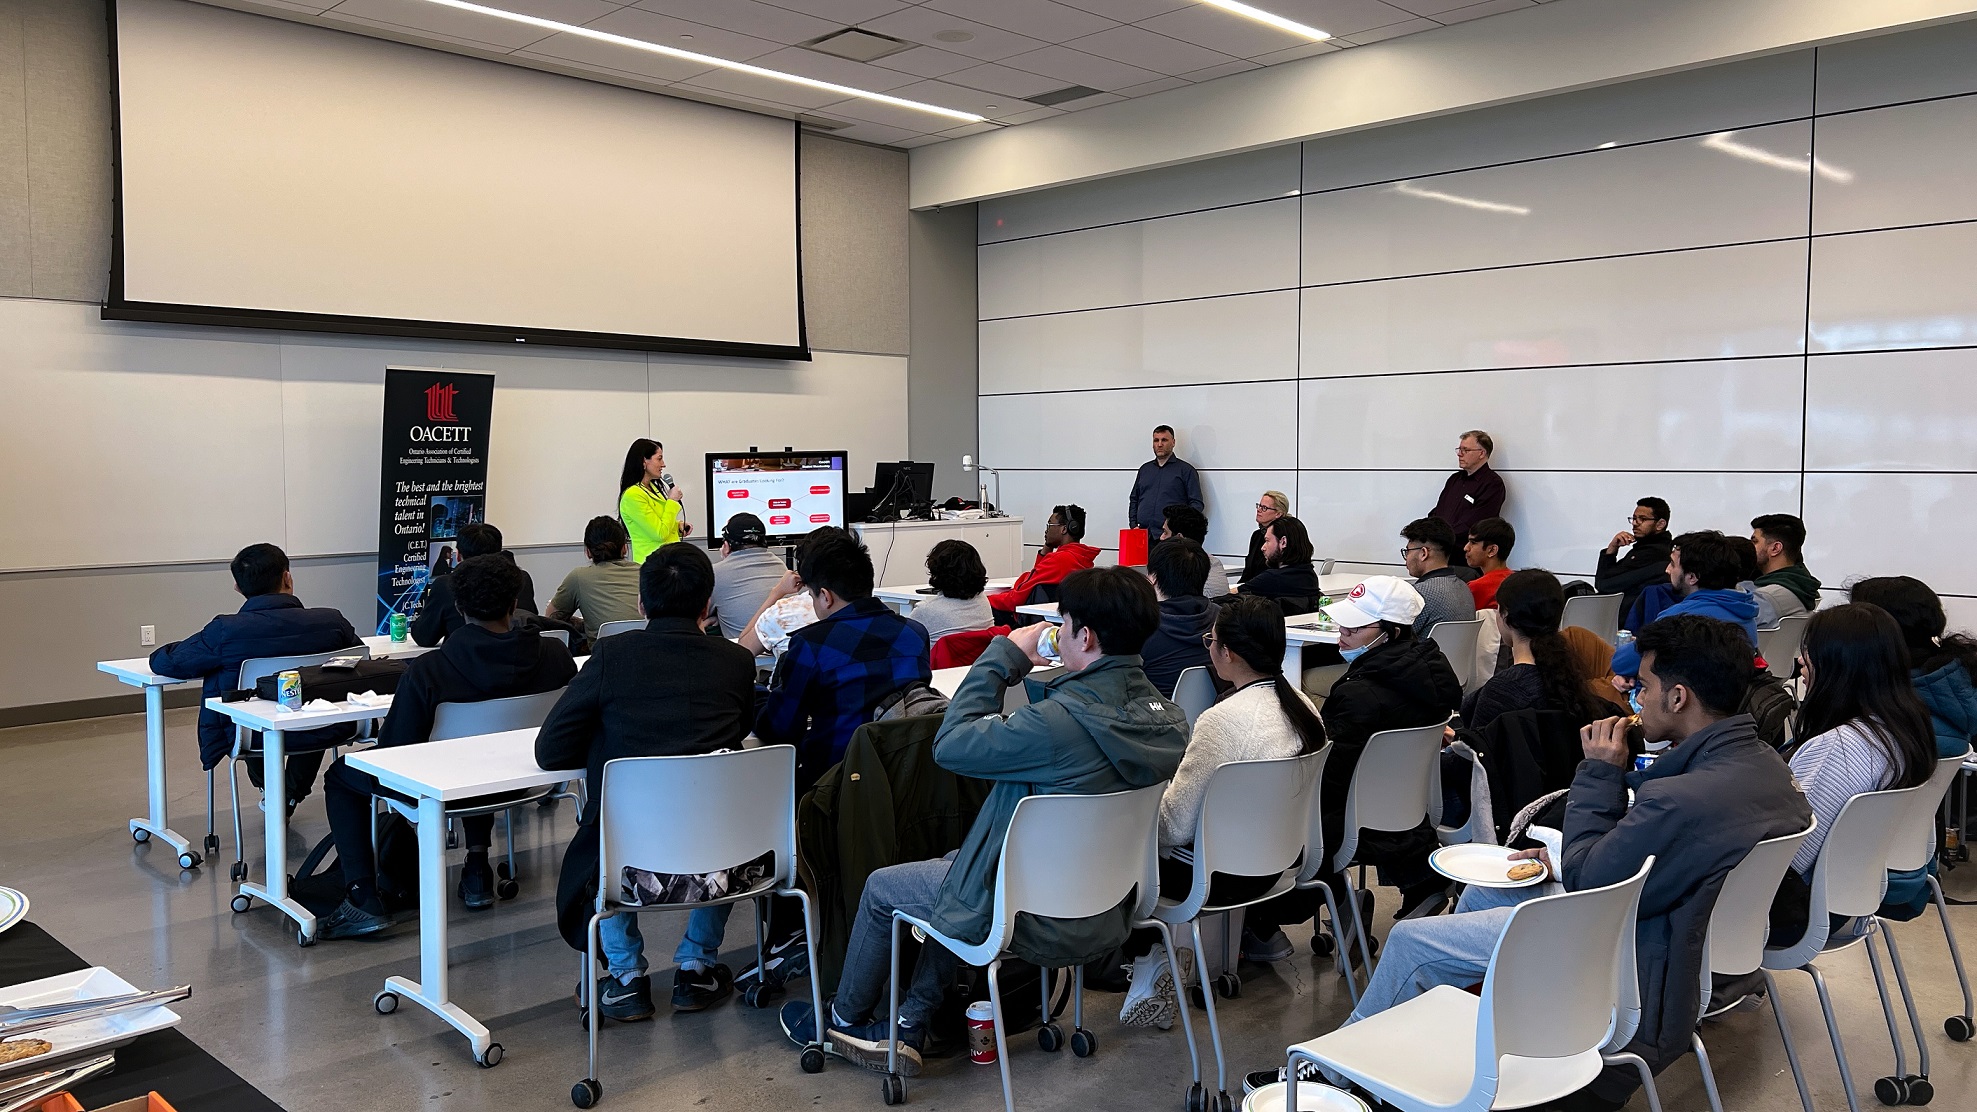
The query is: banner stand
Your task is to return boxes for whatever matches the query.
[374,366,495,634]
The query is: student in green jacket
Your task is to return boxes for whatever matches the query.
[780,566,1189,1076]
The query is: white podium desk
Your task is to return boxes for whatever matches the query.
[854,517,1024,581]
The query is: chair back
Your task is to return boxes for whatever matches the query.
[1704,820,1816,994]
[1293,743,1337,885]
[1183,752,1322,914]
[1561,593,1623,647]
[1811,784,1926,920]
[1887,749,1971,871]
[597,747,797,895]
[1756,614,1810,679]
[1171,666,1217,725]
[236,644,370,690]
[430,688,566,741]
[1427,619,1483,688]
[1319,558,1337,576]
[540,628,571,647]
[931,626,1009,669]
[1477,857,1653,1078]
[982,784,1164,959]
[593,619,643,641]
[1335,719,1448,871]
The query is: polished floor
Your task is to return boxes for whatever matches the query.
[3,708,1976,1112]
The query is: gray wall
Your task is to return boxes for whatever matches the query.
[0,0,113,301]
[907,205,979,503]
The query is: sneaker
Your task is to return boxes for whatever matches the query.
[594,975,657,1022]
[1244,1060,1323,1096]
[780,997,824,1046]
[1241,928,1295,964]
[671,963,734,1013]
[1119,951,1177,1030]
[316,898,392,941]
[457,855,495,911]
[827,1012,925,1077]
[737,930,810,990]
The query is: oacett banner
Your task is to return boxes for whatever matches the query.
[375,366,495,633]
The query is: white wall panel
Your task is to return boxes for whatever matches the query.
[979,147,1300,244]
[1297,359,1804,472]
[1298,53,1813,193]
[1943,596,1977,630]
[1813,17,1977,114]
[1809,221,1977,352]
[979,198,1299,318]
[1295,470,1450,567]
[980,380,1297,472]
[996,467,1296,556]
[1813,95,1977,234]
[979,290,1297,395]
[1302,123,1811,284]
[1805,348,1977,471]
[1300,240,1808,376]
[1804,472,1977,595]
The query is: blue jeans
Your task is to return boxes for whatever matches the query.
[1346,878,1562,1023]
[597,906,734,980]
[834,855,959,1029]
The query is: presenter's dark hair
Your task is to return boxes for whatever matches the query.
[797,527,874,601]
[1671,531,1743,591]
[457,523,503,560]
[926,539,987,600]
[1401,516,1456,559]
[1215,595,1325,755]
[1751,513,1807,563]
[584,516,629,563]
[1058,566,1161,657]
[453,555,522,622]
[1052,504,1087,542]
[1265,515,1314,566]
[1795,604,1934,789]
[231,544,290,597]
[1163,504,1209,544]
[639,542,715,619]
[1638,497,1671,524]
[619,438,662,493]
[1631,614,1751,717]
[1148,537,1211,598]
[1468,517,1515,561]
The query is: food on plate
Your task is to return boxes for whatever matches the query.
[0,1037,53,1064]
[1506,861,1547,882]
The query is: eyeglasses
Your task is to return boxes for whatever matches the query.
[1200,632,1217,648]
[1456,446,1485,455]
[1254,503,1281,513]
[1629,515,1658,524]
[1400,545,1428,559]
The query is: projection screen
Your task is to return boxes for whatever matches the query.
[108,0,806,357]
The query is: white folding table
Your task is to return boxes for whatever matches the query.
[872,578,1016,617]
[1013,600,1060,621]
[345,728,561,1068]
[1283,618,1341,678]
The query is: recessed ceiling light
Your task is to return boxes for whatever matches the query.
[1197,1,1330,41]
[406,0,986,123]
[932,30,975,43]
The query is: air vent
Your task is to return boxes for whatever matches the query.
[796,114,853,132]
[1026,84,1106,107]
[802,28,915,63]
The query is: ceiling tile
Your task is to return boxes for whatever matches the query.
[937,120,1003,137]
[1433,0,1539,24]
[1134,5,1309,58]
[250,0,340,13]
[823,120,927,145]
[1060,24,1237,76]
[884,78,1037,118]
[628,0,841,45]
[1055,0,1190,19]
[677,64,852,108]
[922,0,1117,43]
[1263,0,1423,37]
[1383,0,1487,14]
[1177,58,1260,82]
[1250,39,1341,64]
[1055,89,1123,111]
[320,0,572,50]
[858,7,1050,62]
[743,44,924,90]
[1113,74,1190,97]
[939,62,1069,99]
[895,133,950,148]
[1339,15,1438,43]
[765,0,909,25]
[868,45,981,78]
[994,104,1066,125]
[812,92,976,130]
[517,31,720,82]
[995,44,1163,91]
[583,6,787,61]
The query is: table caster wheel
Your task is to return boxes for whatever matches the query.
[497,880,519,900]
[1946,1015,1974,1042]
[1186,1082,1206,1112]
[476,1043,502,1068]
[571,1079,600,1108]
[205,834,221,857]
[230,861,248,882]
[1037,1022,1063,1052]
[800,1044,826,1073]
[374,991,399,1015]
[1070,1027,1096,1057]
[1215,973,1241,999]
[231,894,253,914]
[133,829,150,844]
[880,1074,904,1105]
[297,929,315,948]
[178,850,201,870]
[743,982,780,1008]
[1906,1077,1933,1105]
[1876,1076,1909,1106]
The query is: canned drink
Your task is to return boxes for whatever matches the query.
[389,612,408,643]
[277,669,303,710]
[965,1000,997,1064]
[1632,753,1658,774]
[1037,624,1061,663]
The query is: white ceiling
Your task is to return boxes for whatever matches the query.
[205,0,1560,148]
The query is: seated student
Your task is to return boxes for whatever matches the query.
[148,543,362,812]
[1399,516,1475,637]
[1118,596,1324,1030]
[739,572,819,659]
[1461,570,1609,735]
[910,539,995,642]
[1730,535,1782,629]
[1562,625,1630,715]
[1597,497,1675,615]
[546,516,642,640]
[1276,616,1811,1107]
[535,543,758,1020]
[1139,537,1217,697]
[412,522,539,646]
[1461,517,1516,610]
[987,505,1099,617]
[1239,514,1322,615]
[317,556,578,939]
[1612,530,1758,678]
[1243,490,1290,583]
[1243,577,1464,958]
[779,566,1188,1074]
[756,527,932,790]
[1750,513,1822,620]
[1767,604,1936,947]
[710,513,785,640]
[1161,504,1231,598]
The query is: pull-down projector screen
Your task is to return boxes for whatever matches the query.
[108,0,806,358]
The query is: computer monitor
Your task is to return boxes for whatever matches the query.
[704,451,848,543]
[868,461,934,517]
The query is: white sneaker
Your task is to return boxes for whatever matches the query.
[1119,951,1175,1030]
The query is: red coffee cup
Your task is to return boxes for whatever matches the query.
[965,1000,996,1064]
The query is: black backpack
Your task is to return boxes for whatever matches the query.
[289,812,423,916]
[1741,670,1797,751]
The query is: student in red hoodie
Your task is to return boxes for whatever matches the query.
[988,504,1099,619]
[1463,517,1516,610]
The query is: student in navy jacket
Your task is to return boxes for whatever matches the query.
[148,544,361,810]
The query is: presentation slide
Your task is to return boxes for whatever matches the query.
[707,452,847,541]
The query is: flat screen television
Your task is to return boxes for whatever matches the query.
[705,451,849,544]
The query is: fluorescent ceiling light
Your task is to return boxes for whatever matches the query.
[1196,1,1331,41]
[408,0,987,123]
[1702,131,1852,183]
[1390,181,1530,215]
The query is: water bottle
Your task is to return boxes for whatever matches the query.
[389,612,408,643]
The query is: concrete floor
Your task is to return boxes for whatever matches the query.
[3,707,1975,1112]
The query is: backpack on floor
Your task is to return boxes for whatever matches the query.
[288,812,423,916]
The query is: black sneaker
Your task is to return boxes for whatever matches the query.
[316,898,392,941]
[671,963,734,1012]
[826,1013,925,1077]
[458,855,495,911]
[594,975,657,1022]
[737,931,810,990]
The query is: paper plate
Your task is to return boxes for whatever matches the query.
[0,888,26,935]
[1430,843,1549,889]
[1242,1080,1372,1112]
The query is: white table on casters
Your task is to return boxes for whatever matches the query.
[872,578,1016,617]
[1283,619,1340,678]
[1013,601,1060,621]
[203,696,395,943]
[345,727,558,1068]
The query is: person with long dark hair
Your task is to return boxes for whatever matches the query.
[618,438,690,562]
[1239,513,1322,615]
[912,539,994,641]
[1462,569,1607,732]
[1769,603,1938,946]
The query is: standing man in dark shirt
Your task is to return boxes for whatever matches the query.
[1429,430,1506,566]
[1596,497,1676,615]
[1128,425,1202,552]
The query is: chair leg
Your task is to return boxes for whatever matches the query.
[886,915,904,1080]
[585,910,605,1090]
[1805,962,1866,1112]
[1605,1050,1661,1112]
[786,886,827,1068]
[1341,873,1377,986]
[1314,884,1359,1005]
[205,769,216,850]
[1865,927,1911,1081]
[1071,964,1085,1037]
[1880,923,1931,1080]
[227,758,246,872]
[984,958,1016,1112]
[1189,919,1228,1099]
[1149,919,1202,1089]
[1692,1029,1726,1112]
[1762,969,1816,1112]
[503,807,518,883]
[1927,874,1975,1031]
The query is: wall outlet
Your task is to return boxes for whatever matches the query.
[140,625,156,646]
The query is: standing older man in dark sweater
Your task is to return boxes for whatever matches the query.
[1430,430,1506,566]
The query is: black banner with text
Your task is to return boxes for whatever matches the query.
[375,367,495,633]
